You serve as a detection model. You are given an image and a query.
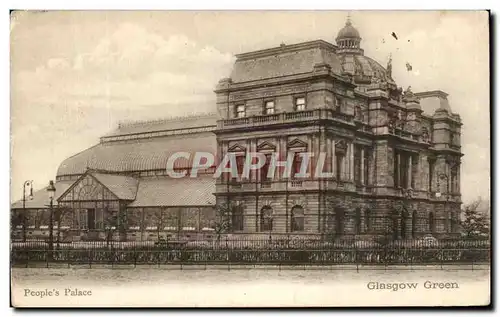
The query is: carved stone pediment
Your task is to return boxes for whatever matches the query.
[287,138,308,149]
[228,143,247,153]
[257,141,277,152]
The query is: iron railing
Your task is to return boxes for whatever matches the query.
[11,237,490,267]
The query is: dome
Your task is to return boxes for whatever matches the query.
[338,54,395,85]
[336,20,361,40]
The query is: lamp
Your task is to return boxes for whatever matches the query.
[47,180,56,201]
[46,180,56,258]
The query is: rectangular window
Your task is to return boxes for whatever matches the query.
[400,154,409,189]
[428,159,435,192]
[295,97,306,111]
[260,154,272,182]
[235,155,245,180]
[411,155,418,189]
[354,145,362,185]
[264,101,275,114]
[235,104,246,118]
[394,150,409,189]
[363,149,370,186]
[394,150,399,188]
[291,153,303,178]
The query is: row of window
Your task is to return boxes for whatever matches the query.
[235,97,307,118]
[228,151,351,182]
[231,206,459,235]
[230,205,306,232]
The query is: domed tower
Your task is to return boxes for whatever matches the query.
[335,16,395,87]
[336,15,362,54]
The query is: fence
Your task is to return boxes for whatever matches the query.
[11,237,490,268]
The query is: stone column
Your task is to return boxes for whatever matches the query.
[326,136,332,173]
[396,152,401,187]
[360,147,365,185]
[308,135,313,178]
[332,140,336,178]
[251,139,257,181]
[408,155,412,188]
[349,143,354,181]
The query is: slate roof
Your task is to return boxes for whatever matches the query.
[230,40,343,83]
[128,176,215,207]
[12,175,215,209]
[103,113,217,138]
[91,172,139,201]
[11,181,74,209]
[57,132,216,176]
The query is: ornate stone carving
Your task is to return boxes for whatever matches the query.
[335,140,348,152]
[421,127,430,143]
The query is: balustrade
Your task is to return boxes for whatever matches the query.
[217,108,354,129]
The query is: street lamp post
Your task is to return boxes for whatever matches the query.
[436,174,451,234]
[47,180,56,259]
[22,180,34,242]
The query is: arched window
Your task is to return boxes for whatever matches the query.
[364,209,371,233]
[354,208,361,234]
[335,208,345,237]
[411,211,417,238]
[231,204,244,232]
[429,212,435,233]
[290,206,304,232]
[260,206,273,232]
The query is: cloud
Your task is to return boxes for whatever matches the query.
[14,23,234,109]
[11,23,235,201]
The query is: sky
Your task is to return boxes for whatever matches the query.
[10,10,489,204]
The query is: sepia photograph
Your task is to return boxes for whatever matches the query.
[9,10,491,307]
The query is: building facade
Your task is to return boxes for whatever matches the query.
[213,19,463,239]
[11,19,463,241]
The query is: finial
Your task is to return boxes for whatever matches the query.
[404,86,414,98]
[346,12,352,25]
[386,53,393,78]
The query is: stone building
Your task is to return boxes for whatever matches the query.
[213,18,463,239]
[11,18,462,241]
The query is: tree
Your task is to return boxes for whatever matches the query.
[213,202,233,242]
[11,210,24,240]
[104,209,118,247]
[154,209,165,242]
[54,206,72,247]
[461,198,490,238]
